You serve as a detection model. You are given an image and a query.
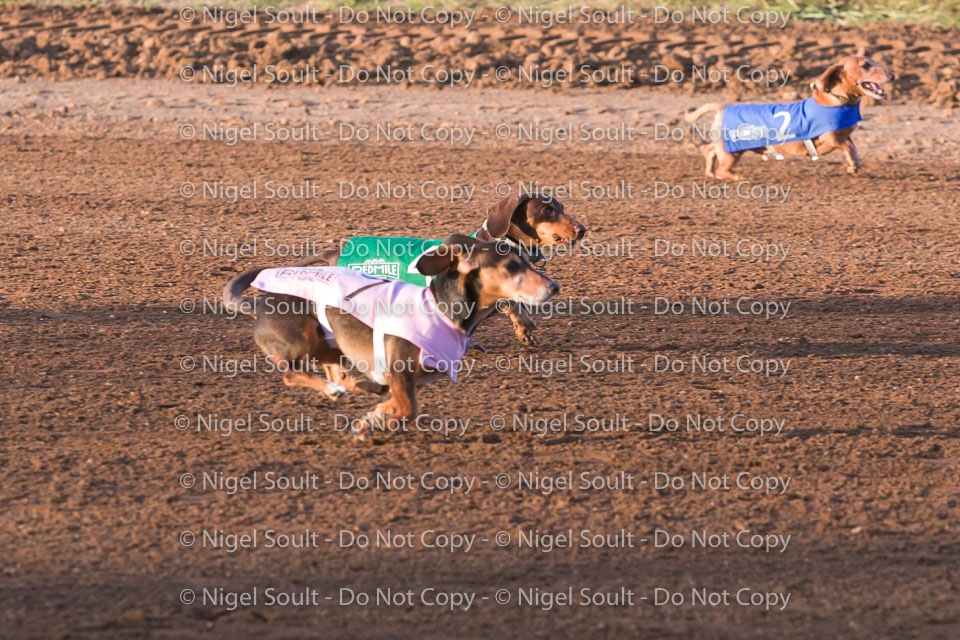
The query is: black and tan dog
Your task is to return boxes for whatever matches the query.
[223,235,560,441]
[313,193,584,346]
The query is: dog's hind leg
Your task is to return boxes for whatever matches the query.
[253,298,348,401]
[281,367,348,401]
[714,150,744,181]
[323,362,387,396]
[701,144,717,178]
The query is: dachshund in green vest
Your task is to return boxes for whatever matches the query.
[306,193,585,346]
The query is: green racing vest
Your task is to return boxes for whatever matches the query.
[336,230,542,287]
[336,236,449,287]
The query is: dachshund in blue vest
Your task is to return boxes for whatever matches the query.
[684,56,895,180]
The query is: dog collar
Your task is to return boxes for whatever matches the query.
[808,82,855,106]
[480,222,547,271]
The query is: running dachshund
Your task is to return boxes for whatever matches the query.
[222,235,560,442]
[311,193,584,347]
[684,56,896,180]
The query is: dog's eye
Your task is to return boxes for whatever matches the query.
[862,62,870,69]
[506,261,522,274]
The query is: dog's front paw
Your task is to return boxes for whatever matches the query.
[351,413,378,442]
[511,314,538,347]
[846,165,861,175]
[351,429,372,443]
[469,340,487,353]
[515,326,538,347]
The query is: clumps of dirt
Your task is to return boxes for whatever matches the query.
[0,4,957,104]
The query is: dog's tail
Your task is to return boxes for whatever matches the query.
[222,267,266,317]
[683,103,722,123]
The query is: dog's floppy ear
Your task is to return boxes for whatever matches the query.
[547,195,565,215]
[415,246,457,276]
[814,63,844,93]
[484,195,528,238]
[415,235,480,276]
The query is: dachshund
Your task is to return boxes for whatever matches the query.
[684,56,896,180]
[308,193,584,347]
[222,235,560,442]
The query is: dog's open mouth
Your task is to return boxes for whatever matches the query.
[859,81,887,99]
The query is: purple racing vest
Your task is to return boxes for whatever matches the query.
[251,267,471,382]
[721,97,861,153]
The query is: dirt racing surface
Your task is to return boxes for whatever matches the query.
[2,4,960,640]
[2,3,960,104]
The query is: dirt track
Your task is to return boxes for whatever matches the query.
[2,6,960,640]
[2,4,960,104]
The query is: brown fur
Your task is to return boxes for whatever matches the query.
[310,194,584,347]
[684,56,896,180]
[224,235,560,442]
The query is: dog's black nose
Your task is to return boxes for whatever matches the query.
[549,282,560,294]
[576,227,586,240]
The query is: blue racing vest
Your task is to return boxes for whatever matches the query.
[721,97,861,153]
